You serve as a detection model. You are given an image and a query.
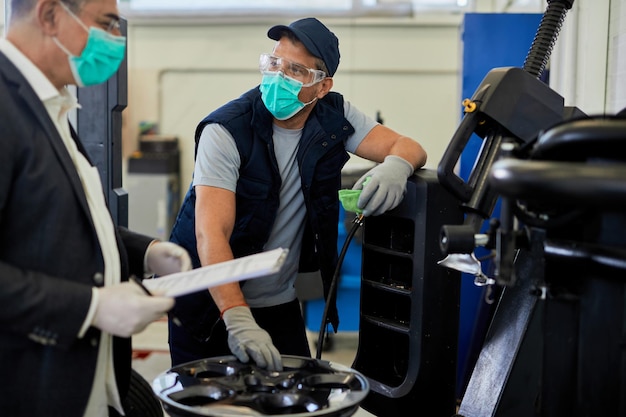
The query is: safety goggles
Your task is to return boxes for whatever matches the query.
[259,53,327,87]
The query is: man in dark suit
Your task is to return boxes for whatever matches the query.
[0,0,191,416]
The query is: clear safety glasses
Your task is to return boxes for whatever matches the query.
[59,1,121,34]
[259,53,327,87]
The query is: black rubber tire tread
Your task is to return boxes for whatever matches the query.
[122,368,163,417]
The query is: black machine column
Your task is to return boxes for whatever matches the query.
[352,170,463,416]
[75,19,129,227]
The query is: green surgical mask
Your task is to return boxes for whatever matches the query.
[259,71,316,120]
[53,4,126,87]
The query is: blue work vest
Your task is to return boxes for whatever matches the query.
[170,87,355,331]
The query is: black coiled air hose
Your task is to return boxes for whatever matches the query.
[523,0,574,79]
[315,214,364,359]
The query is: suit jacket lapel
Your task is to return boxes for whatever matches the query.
[0,52,94,225]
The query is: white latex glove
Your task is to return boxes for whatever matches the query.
[352,155,414,217]
[145,241,192,276]
[222,306,283,371]
[92,281,174,337]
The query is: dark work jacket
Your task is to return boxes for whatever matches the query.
[170,87,354,334]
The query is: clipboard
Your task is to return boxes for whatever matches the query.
[142,248,289,297]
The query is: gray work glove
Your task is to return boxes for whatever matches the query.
[222,306,283,371]
[352,155,415,216]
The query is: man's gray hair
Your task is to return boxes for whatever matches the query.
[10,0,86,20]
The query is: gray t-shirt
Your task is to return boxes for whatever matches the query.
[193,100,378,307]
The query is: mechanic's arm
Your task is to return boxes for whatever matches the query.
[195,185,283,371]
[194,185,242,309]
[351,125,427,216]
[354,124,426,168]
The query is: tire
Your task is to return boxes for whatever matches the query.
[121,368,163,417]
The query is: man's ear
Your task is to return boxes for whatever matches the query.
[316,77,334,99]
[37,0,63,36]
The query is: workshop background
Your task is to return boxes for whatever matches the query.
[120,0,622,195]
[2,0,620,220]
[1,0,625,415]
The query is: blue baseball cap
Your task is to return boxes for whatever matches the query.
[267,17,340,77]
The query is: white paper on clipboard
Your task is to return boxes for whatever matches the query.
[142,248,289,297]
